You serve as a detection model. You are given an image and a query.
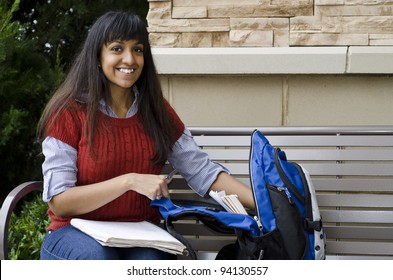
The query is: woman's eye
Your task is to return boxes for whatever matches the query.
[134,47,144,53]
[111,46,122,52]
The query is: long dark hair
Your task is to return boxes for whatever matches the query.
[37,11,177,164]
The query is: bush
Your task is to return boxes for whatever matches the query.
[8,193,50,260]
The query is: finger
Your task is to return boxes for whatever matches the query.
[160,183,170,199]
[165,176,173,184]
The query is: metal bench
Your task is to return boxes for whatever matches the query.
[1,126,393,260]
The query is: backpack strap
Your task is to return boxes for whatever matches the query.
[163,218,198,260]
[274,149,322,232]
[274,148,304,204]
[304,218,323,232]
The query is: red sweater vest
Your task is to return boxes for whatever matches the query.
[46,101,184,231]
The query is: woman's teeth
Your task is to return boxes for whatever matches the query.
[119,68,135,74]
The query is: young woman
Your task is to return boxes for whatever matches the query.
[37,11,254,260]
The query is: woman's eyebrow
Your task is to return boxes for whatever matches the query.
[107,40,144,46]
[107,40,124,45]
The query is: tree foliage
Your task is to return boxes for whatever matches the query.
[0,0,60,201]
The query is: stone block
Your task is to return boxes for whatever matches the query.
[180,32,213,47]
[230,18,288,30]
[172,7,208,19]
[229,30,273,46]
[315,0,344,5]
[208,3,313,18]
[147,19,230,32]
[370,34,393,45]
[341,16,393,33]
[147,1,172,20]
[173,0,271,6]
[273,30,290,47]
[212,32,230,47]
[317,5,393,16]
[148,32,181,47]
[291,16,323,31]
[345,0,393,4]
[290,33,369,46]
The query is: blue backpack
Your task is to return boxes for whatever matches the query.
[152,129,326,260]
[249,130,325,260]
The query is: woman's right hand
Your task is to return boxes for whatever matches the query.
[125,173,171,200]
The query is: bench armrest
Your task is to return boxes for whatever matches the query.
[0,181,43,260]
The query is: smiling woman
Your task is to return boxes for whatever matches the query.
[34,11,255,260]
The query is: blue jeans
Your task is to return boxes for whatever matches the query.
[40,225,177,260]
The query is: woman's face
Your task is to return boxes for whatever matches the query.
[100,39,144,94]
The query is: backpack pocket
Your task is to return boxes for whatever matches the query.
[268,185,308,259]
[216,228,289,260]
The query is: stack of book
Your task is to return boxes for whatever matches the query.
[209,190,248,214]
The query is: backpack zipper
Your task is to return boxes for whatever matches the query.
[249,130,263,236]
[277,186,295,205]
[274,148,305,204]
[253,215,263,230]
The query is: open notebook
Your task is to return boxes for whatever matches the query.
[70,218,186,255]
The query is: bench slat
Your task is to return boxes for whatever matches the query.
[321,209,393,223]
[326,240,393,256]
[324,225,393,240]
[194,135,393,147]
[170,223,393,240]
[216,162,393,176]
[204,148,393,161]
[312,178,393,192]
[317,194,393,208]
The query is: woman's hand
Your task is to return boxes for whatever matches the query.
[126,173,171,200]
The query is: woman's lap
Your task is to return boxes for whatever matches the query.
[40,225,176,260]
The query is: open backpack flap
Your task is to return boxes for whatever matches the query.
[250,129,326,260]
[150,198,262,259]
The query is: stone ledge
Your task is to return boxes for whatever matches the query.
[348,47,393,74]
[151,47,393,74]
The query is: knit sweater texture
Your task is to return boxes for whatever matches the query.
[45,100,184,230]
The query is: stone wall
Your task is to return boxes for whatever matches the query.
[147,0,393,47]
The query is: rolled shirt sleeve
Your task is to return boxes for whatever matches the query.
[41,137,78,202]
[168,128,230,197]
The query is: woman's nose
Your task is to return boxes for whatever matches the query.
[122,50,135,64]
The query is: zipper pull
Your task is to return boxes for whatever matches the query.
[277,187,295,205]
[254,215,263,230]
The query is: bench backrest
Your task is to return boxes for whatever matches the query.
[167,126,393,260]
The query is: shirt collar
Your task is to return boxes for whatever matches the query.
[99,85,140,118]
